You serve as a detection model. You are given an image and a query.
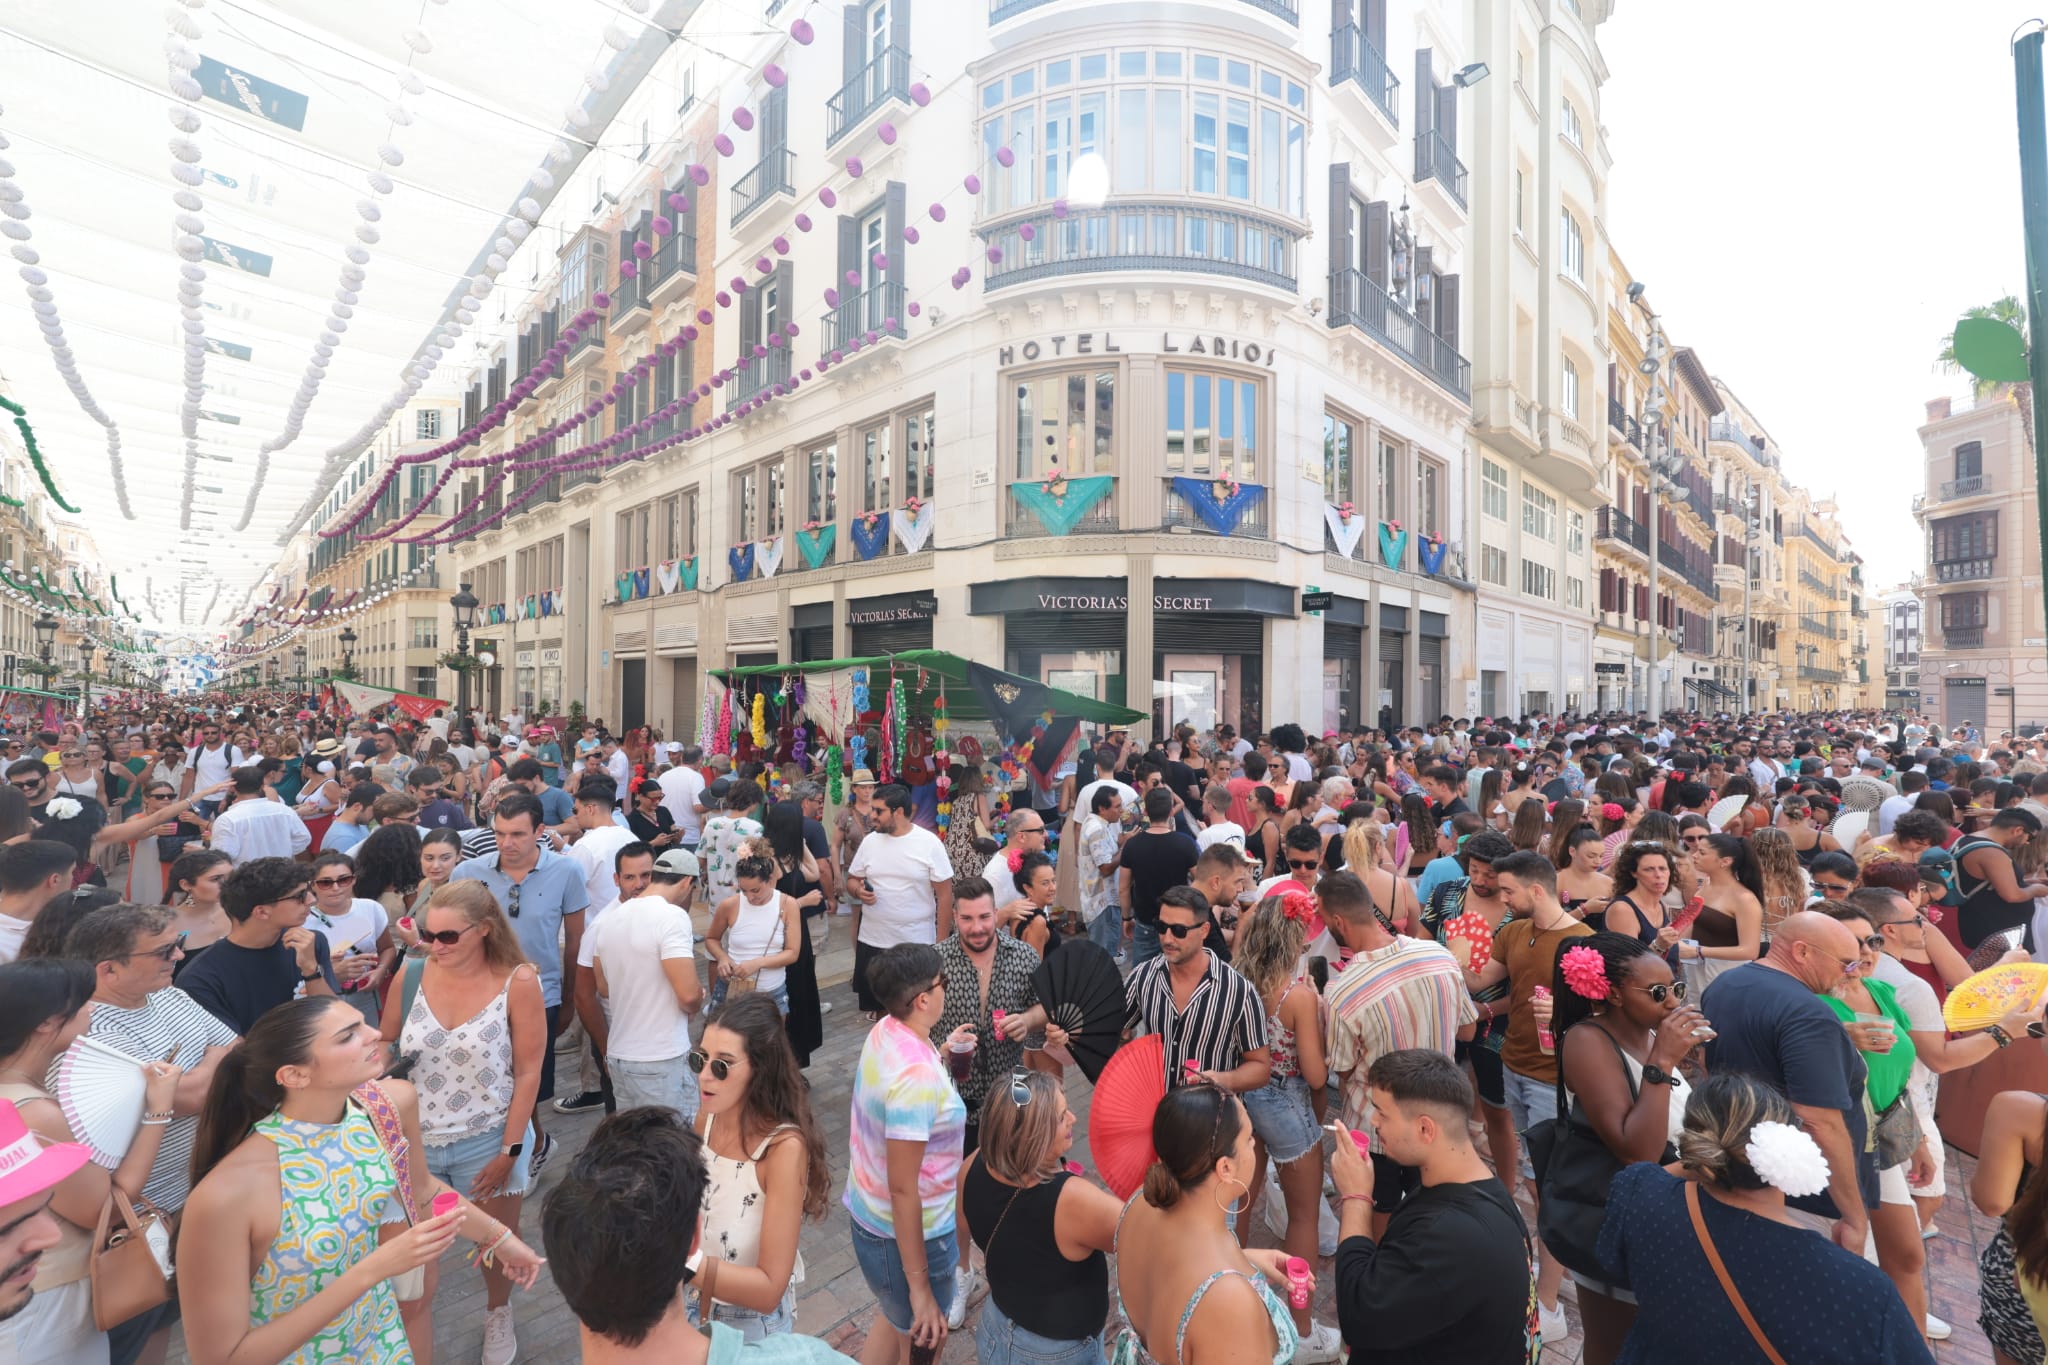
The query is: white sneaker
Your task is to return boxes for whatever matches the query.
[1920,1222,1939,1240]
[946,1266,981,1330]
[1925,1313,1952,1341]
[1294,1321,1343,1364]
[482,1306,517,1365]
[819,1001,833,1015]
[1538,1299,1568,1345]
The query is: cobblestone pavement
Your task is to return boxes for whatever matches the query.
[171,907,2000,1362]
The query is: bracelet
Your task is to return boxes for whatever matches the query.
[1990,1024,2013,1049]
[141,1110,174,1122]
[139,1117,171,1127]
[473,1227,514,1268]
[1340,1194,1374,1205]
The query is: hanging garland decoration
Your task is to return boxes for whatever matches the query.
[825,744,844,804]
[750,691,768,750]
[877,684,896,784]
[698,687,715,751]
[712,687,733,757]
[890,677,909,776]
[164,2,213,535]
[0,396,73,511]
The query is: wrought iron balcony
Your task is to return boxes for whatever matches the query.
[821,281,906,356]
[827,45,910,147]
[732,146,794,227]
[1162,479,1269,539]
[1596,505,1648,553]
[1933,557,1996,583]
[1327,266,1469,400]
[1330,24,1399,124]
[982,200,1301,295]
[1607,397,1644,449]
[1940,474,1990,499]
[1943,626,1985,650]
[1414,128,1468,210]
[1708,419,1763,460]
[648,226,698,287]
[727,348,792,411]
[1798,664,1845,683]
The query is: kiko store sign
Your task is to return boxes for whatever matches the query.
[998,334,1278,368]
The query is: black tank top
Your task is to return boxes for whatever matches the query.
[962,1162,1108,1342]
[1956,834,2036,949]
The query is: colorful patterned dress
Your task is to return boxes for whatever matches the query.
[249,1105,413,1364]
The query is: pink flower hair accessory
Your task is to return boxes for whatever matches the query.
[1559,944,1612,1001]
[1280,890,1318,926]
[1600,803,1625,821]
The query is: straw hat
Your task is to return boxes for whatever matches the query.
[850,768,878,786]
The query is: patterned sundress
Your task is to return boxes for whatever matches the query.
[249,1104,413,1364]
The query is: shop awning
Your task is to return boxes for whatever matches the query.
[709,650,1145,731]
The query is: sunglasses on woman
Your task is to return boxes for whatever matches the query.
[416,924,476,946]
[1005,1068,1033,1106]
[312,873,356,889]
[687,1049,735,1080]
[1628,979,1687,1003]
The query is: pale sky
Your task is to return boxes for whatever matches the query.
[1600,1,2029,592]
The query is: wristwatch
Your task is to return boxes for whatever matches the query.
[1989,1024,2014,1049]
[300,971,323,984]
[500,1141,524,1157]
[1640,1064,1677,1086]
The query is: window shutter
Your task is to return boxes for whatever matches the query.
[762,86,788,150]
[836,213,860,344]
[843,4,864,81]
[740,282,761,365]
[1599,567,1616,612]
[1634,584,1649,619]
[1435,85,1458,146]
[1327,164,1351,283]
[1363,0,1386,51]
[890,0,910,70]
[1414,50,1434,136]
[1364,200,1389,290]
[1439,274,1460,352]
[884,180,907,307]
[774,260,794,381]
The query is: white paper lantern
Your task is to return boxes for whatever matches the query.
[171,163,203,185]
[175,212,204,234]
[376,143,405,166]
[8,245,36,263]
[354,224,379,244]
[172,189,202,211]
[530,169,555,192]
[171,74,203,100]
[385,103,414,126]
[564,106,591,129]
[181,263,205,282]
[603,22,631,49]
[585,67,610,93]
[0,185,19,204]
[367,171,395,195]
[401,26,432,52]
[168,107,200,132]
[345,245,370,265]
[516,197,542,221]
[505,219,531,243]
[175,234,204,259]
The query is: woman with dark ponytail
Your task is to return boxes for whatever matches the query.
[1109,1081,1301,1364]
[1679,832,1766,994]
[178,998,543,1365]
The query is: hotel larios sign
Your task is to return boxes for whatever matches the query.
[998,334,1278,367]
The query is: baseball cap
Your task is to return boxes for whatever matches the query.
[654,847,700,877]
[500,735,521,748]
[0,1097,89,1209]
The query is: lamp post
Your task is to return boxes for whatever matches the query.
[450,581,480,739]
[293,644,308,689]
[32,612,56,686]
[339,625,357,679]
[78,640,94,717]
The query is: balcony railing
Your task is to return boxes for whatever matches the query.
[1799,614,1833,637]
[612,264,644,316]
[821,280,906,355]
[1943,626,1986,650]
[1798,568,1831,595]
[1330,24,1399,125]
[1940,474,1990,499]
[1163,479,1269,539]
[1414,128,1468,210]
[1596,505,1648,553]
[1798,664,1845,683]
[728,348,792,411]
[1006,483,1118,538]
[1796,522,1835,556]
[826,45,910,146]
[1933,557,1996,583]
[983,200,1301,294]
[732,146,794,227]
[1708,419,1763,460]
[1657,541,1718,597]
[1327,266,1469,400]
[1607,397,1643,449]
[648,226,698,286]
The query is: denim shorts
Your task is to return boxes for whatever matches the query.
[849,1220,958,1335]
[709,979,789,1017]
[1242,1074,1321,1165]
[1086,906,1123,957]
[689,1283,796,1341]
[975,1293,1105,1365]
[608,1054,701,1120]
[1502,1067,1559,1182]
[425,1119,534,1200]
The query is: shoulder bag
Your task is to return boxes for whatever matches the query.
[353,1080,429,1301]
[1686,1182,1789,1365]
[1524,1025,1672,1284]
[90,1190,174,1331]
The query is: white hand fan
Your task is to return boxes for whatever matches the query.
[54,1035,148,1166]
[1707,794,1748,831]
[1830,810,1869,847]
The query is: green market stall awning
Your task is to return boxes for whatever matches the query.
[709,650,1143,735]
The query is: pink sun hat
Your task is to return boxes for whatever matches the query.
[0,1098,89,1208]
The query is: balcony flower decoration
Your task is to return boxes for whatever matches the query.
[1418,530,1448,575]
[797,519,837,571]
[1377,519,1410,572]
[851,508,892,561]
[1324,500,1367,558]
[894,494,936,554]
[1170,474,1266,537]
[727,541,756,582]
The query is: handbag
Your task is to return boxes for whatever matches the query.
[1686,1182,1789,1365]
[1870,1090,1921,1170]
[353,1080,429,1301]
[90,1192,174,1331]
[1523,1026,1672,1284]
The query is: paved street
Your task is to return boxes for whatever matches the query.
[170,909,2001,1362]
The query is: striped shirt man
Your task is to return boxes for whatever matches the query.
[86,987,239,1211]
[1325,935,1476,1135]
[1124,949,1268,1084]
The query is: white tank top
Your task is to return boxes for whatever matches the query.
[725,892,789,992]
[700,1113,804,1285]
[400,970,517,1144]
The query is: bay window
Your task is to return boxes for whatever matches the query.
[1012,368,1117,479]
[1165,369,1260,481]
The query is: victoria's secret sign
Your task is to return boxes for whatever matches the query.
[1037,592,1215,612]
[999,334,1277,367]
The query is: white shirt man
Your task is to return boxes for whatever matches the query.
[209,778,311,864]
[567,783,639,922]
[575,849,702,1118]
[186,734,248,792]
[603,743,633,807]
[656,759,706,845]
[846,793,956,948]
[1747,754,1781,790]
[1876,787,1919,837]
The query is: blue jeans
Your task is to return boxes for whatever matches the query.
[1502,1067,1559,1181]
[1129,919,1161,968]
[607,1054,700,1121]
[1087,907,1123,957]
[975,1294,1105,1365]
[689,1283,796,1341]
[849,1220,958,1335]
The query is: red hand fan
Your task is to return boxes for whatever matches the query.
[1088,1034,1169,1199]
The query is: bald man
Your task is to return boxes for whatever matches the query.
[1700,910,1873,1254]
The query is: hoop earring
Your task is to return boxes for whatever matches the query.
[1213,1175,1248,1217]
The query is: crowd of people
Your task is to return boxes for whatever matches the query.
[2,697,2048,1364]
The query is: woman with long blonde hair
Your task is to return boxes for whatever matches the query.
[1748,826,1807,943]
[1342,820,1416,934]
[1229,894,1331,1352]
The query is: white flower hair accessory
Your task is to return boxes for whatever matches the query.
[1744,1120,1830,1197]
[42,796,82,821]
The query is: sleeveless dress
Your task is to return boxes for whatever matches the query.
[777,859,824,1069]
[692,1114,804,1335]
[945,790,989,880]
[249,1105,412,1364]
[399,972,515,1145]
[1109,1197,1298,1365]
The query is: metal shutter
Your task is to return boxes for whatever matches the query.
[850,618,935,658]
[1154,616,1265,653]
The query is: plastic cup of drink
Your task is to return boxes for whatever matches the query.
[1853,1011,1894,1047]
[1351,1130,1370,1160]
[1286,1256,1312,1310]
[432,1191,460,1219]
[947,1038,975,1084]
[1064,1160,1085,1177]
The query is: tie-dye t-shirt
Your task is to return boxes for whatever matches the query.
[843,1014,967,1239]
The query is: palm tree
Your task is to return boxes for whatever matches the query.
[1937,294,2033,452]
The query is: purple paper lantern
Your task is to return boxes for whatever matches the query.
[732,107,755,132]
[904,225,920,244]
[1019,224,1036,242]
[595,289,613,307]
[683,324,698,340]
[785,321,801,336]
[1053,200,1070,219]
[952,273,968,290]
[794,213,813,232]
[930,203,947,222]
[824,287,840,307]
[819,187,838,209]
[768,331,785,347]
[864,330,878,344]
[844,269,860,285]
[652,214,672,235]
[908,301,921,318]
[878,122,897,145]
[831,348,846,363]
[755,256,771,273]
[764,62,787,88]
[872,252,889,270]
[801,368,814,381]
[713,134,734,157]
[845,157,864,178]
[772,235,791,254]
[882,316,898,330]
[791,17,814,43]
[997,147,1016,167]
[668,192,689,211]
[752,343,767,358]
[716,291,732,307]
[732,277,748,294]
[985,246,1002,262]
[963,174,981,194]
[689,164,709,185]
[634,239,653,258]
[698,308,714,325]
[620,260,639,278]
[910,82,931,106]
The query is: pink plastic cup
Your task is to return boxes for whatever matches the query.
[1286,1256,1312,1310]
[432,1191,460,1219]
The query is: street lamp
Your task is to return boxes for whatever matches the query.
[450,581,480,738]
[293,644,308,687]
[78,640,95,716]
[338,625,358,678]
[31,612,56,677]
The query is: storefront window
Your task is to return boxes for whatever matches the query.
[1013,368,1117,479]
[1165,369,1260,480]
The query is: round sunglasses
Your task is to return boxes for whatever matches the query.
[687,1048,736,1080]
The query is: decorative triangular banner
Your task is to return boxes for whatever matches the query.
[756,536,784,578]
[727,544,755,582]
[335,680,388,714]
[851,513,889,560]
[680,558,699,591]
[1010,476,1114,536]
[796,526,836,570]
[1169,477,1265,536]
[633,567,652,597]
[1323,503,1366,558]
[893,502,935,554]
[1418,536,1447,574]
[1377,523,1410,572]
[657,559,684,594]
[616,573,637,603]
